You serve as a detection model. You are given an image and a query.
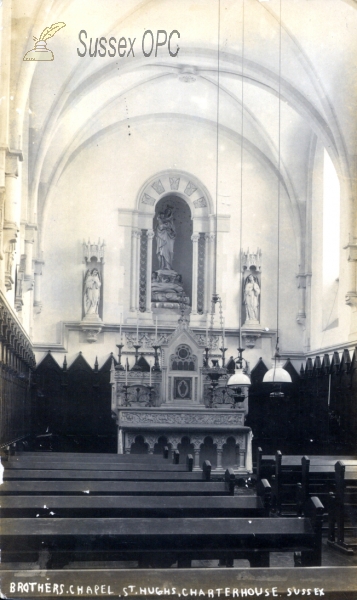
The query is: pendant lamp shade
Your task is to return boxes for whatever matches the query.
[263,360,292,384]
[227,368,251,388]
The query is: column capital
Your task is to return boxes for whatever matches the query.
[191,435,203,450]
[213,435,226,450]
[296,273,312,288]
[205,232,216,242]
[144,434,158,452]
[146,229,155,239]
[168,435,182,450]
[5,151,22,177]
[344,236,357,261]
[191,233,200,242]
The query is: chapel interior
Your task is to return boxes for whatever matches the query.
[1,0,357,579]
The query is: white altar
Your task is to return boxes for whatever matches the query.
[117,406,252,472]
[111,318,253,473]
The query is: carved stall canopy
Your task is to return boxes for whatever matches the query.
[0,293,36,446]
[247,348,357,457]
[32,352,117,452]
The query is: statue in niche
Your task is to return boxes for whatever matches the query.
[151,271,190,306]
[243,273,260,321]
[152,272,183,299]
[155,205,176,271]
[84,268,101,316]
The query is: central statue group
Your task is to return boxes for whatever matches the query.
[152,205,190,307]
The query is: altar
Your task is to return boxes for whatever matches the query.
[111,317,253,473]
[117,406,252,472]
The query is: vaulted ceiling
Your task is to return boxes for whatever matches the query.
[10,0,357,241]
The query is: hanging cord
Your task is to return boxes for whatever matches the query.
[238,0,245,360]
[213,0,221,300]
[274,0,282,379]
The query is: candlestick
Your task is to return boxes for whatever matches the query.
[206,314,209,347]
[155,316,158,343]
[136,311,139,344]
[116,343,124,370]
[149,361,152,386]
[222,317,225,349]
[204,347,210,367]
[119,313,122,341]
[123,385,130,406]
[152,345,161,372]
[147,386,154,407]
[131,344,142,371]
[220,346,228,368]
[125,359,128,385]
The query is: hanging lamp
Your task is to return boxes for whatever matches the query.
[205,0,225,406]
[263,0,291,396]
[227,0,251,401]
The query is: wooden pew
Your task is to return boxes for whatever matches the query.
[5,448,187,470]
[14,446,170,460]
[256,447,357,481]
[258,449,357,516]
[327,460,357,554]
[0,496,324,569]
[297,458,357,516]
[0,470,235,496]
[13,448,170,459]
[270,451,304,515]
[2,446,173,462]
[5,453,193,471]
[256,447,276,480]
[3,458,210,482]
[6,461,194,471]
[0,481,271,519]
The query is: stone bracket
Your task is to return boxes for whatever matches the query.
[241,331,261,349]
[345,291,357,311]
[80,314,103,343]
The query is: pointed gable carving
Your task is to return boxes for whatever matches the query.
[250,357,268,385]
[68,352,93,373]
[283,359,300,383]
[35,351,61,373]
[100,354,118,372]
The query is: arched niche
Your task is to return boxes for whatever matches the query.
[120,170,230,319]
[152,195,193,305]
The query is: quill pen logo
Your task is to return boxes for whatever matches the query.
[23,22,66,61]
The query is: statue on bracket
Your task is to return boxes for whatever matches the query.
[243,274,260,322]
[155,205,175,270]
[84,268,101,316]
[80,239,104,343]
[242,248,262,328]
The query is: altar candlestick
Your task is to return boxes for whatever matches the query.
[136,311,139,343]
[149,362,152,386]
[222,317,225,349]
[206,314,209,346]
[155,316,158,343]
[125,360,128,385]
[119,313,122,341]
